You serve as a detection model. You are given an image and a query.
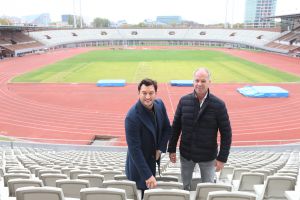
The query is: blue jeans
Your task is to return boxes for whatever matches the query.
[180,155,215,190]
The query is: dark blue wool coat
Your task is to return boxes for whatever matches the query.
[125,99,171,190]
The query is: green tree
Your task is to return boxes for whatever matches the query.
[67,15,86,28]
[92,18,111,28]
[0,18,11,25]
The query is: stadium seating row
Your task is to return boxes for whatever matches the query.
[1,146,299,200]
[28,29,281,50]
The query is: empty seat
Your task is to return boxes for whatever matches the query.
[191,177,202,191]
[218,166,234,183]
[4,173,31,187]
[156,181,183,189]
[38,169,61,179]
[103,180,140,200]
[275,172,298,179]
[15,186,65,200]
[61,167,76,177]
[230,168,250,183]
[7,169,31,174]
[102,170,122,180]
[78,174,104,187]
[254,176,296,200]
[80,187,127,200]
[251,169,271,180]
[144,188,190,200]
[56,179,89,198]
[161,171,181,181]
[40,173,68,187]
[193,183,232,200]
[69,169,91,179]
[8,179,43,197]
[207,191,256,200]
[114,174,128,181]
[156,175,179,182]
[236,173,264,193]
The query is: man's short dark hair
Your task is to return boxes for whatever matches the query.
[138,78,158,92]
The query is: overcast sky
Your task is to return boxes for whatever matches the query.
[1,0,300,24]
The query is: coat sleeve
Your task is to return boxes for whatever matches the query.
[167,98,183,153]
[125,115,153,181]
[157,100,172,153]
[216,103,232,163]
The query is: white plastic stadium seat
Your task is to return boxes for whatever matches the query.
[69,169,91,179]
[103,180,140,200]
[78,174,105,187]
[236,173,264,193]
[80,187,127,200]
[15,186,65,200]
[144,189,190,200]
[254,176,296,200]
[207,191,256,200]
[8,179,43,197]
[56,179,89,198]
[40,173,68,187]
[193,183,232,200]
[4,173,31,187]
[156,181,183,189]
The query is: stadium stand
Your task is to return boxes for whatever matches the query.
[2,24,300,57]
[264,14,300,55]
[28,28,281,52]
[1,142,299,200]
[0,29,44,57]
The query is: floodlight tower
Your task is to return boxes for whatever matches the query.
[73,0,77,28]
[225,0,229,28]
[79,0,83,28]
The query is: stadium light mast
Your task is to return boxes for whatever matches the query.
[225,0,229,28]
[79,0,83,28]
[73,0,77,28]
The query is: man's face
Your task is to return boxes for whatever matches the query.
[193,70,211,97]
[139,84,157,110]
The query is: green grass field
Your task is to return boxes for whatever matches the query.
[12,50,300,83]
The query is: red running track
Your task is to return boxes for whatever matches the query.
[0,47,300,146]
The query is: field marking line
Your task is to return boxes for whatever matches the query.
[165,83,175,115]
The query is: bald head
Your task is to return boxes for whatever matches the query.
[193,67,211,98]
[193,68,211,80]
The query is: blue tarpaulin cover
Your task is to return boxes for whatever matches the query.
[170,80,193,86]
[237,86,289,98]
[96,79,126,87]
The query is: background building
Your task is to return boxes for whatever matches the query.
[156,16,182,25]
[22,13,50,26]
[244,0,277,28]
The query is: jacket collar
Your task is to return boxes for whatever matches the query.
[193,88,210,100]
[193,89,210,122]
[136,100,161,140]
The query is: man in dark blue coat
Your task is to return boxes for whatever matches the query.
[125,78,171,197]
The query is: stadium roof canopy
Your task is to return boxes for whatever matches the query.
[266,13,300,19]
[265,13,300,31]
